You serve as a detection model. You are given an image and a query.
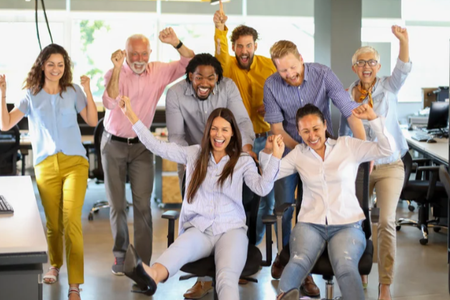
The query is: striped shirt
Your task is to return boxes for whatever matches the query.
[132,120,280,236]
[264,63,359,147]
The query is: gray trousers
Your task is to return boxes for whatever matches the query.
[156,224,248,300]
[101,131,154,264]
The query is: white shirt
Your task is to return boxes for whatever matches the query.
[260,117,394,225]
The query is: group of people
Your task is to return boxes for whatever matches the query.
[0,3,411,300]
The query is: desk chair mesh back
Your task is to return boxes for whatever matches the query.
[438,165,450,294]
[161,183,263,300]
[272,162,374,300]
[396,151,447,245]
[88,118,131,220]
[0,125,20,176]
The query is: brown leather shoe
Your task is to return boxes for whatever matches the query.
[183,281,213,299]
[300,275,320,297]
[271,254,285,279]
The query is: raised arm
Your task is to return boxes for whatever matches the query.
[79,76,98,126]
[0,75,25,131]
[159,27,194,59]
[243,135,283,196]
[213,5,231,70]
[119,96,192,165]
[349,104,395,162]
[104,49,125,104]
[384,26,412,95]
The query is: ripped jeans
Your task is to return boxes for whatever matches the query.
[278,221,366,300]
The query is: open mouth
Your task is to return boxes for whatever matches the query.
[308,138,319,146]
[213,138,225,148]
[197,87,211,98]
[362,70,372,78]
[239,55,249,64]
[50,72,61,76]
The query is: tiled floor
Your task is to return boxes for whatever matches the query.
[32,179,449,300]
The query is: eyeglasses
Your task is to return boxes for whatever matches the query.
[355,59,378,67]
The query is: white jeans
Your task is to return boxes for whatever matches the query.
[156,224,248,299]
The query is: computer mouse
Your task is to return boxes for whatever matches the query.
[426,138,437,143]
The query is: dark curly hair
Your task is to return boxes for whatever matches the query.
[23,44,73,96]
[231,25,258,44]
[185,53,223,84]
[296,104,334,139]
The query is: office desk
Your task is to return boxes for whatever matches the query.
[19,131,94,175]
[0,176,48,300]
[402,129,448,166]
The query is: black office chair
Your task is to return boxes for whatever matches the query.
[88,118,131,220]
[161,183,274,300]
[438,165,450,294]
[0,125,20,176]
[396,151,447,245]
[268,162,375,300]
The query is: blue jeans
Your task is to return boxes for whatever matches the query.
[278,221,366,300]
[254,135,275,245]
[274,173,300,247]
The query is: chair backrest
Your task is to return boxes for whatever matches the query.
[401,151,413,188]
[243,185,261,245]
[439,165,450,199]
[358,162,371,240]
[0,125,20,176]
[92,118,105,181]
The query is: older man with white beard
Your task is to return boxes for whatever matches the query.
[101,28,194,280]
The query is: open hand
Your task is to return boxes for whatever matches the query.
[80,75,91,93]
[392,25,408,43]
[159,27,179,47]
[352,104,377,121]
[111,49,126,68]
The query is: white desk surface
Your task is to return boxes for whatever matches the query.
[402,129,448,164]
[0,176,47,255]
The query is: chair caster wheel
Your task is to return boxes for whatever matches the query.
[433,227,441,233]
[88,213,94,221]
[408,205,415,212]
[419,238,428,245]
[396,225,401,231]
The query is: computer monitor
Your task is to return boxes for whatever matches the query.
[427,101,449,132]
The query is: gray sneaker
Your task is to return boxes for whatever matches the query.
[112,257,124,276]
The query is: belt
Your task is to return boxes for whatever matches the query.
[255,131,269,139]
[111,134,140,145]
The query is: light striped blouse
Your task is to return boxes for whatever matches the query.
[133,120,280,236]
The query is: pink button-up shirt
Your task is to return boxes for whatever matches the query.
[102,56,191,138]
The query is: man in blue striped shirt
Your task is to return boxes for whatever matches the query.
[263,40,366,291]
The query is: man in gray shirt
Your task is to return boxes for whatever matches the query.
[165,53,255,299]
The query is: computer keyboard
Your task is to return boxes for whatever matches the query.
[411,132,431,142]
[0,195,14,214]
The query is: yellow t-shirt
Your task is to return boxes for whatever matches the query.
[214,26,277,135]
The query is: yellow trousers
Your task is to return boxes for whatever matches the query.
[35,153,89,284]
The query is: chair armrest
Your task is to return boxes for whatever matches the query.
[161,210,180,220]
[262,214,277,224]
[416,166,440,182]
[412,158,432,165]
[161,210,179,247]
[275,203,294,216]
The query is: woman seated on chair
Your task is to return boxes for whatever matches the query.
[261,103,395,300]
[117,96,284,300]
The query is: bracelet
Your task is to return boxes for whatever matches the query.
[174,40,183,50]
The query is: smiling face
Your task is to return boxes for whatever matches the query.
[273,52,304,87]
[42,53,65,83]
[189,65,218,100]
[209,116,233,157]
[298,114,327,154]
[232,35,257,70]
[352,52,381,86]
[126,38,151,74]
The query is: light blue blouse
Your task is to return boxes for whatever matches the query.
[339,58,412,165]
[17,84,87,166]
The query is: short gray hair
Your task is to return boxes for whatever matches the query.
[125,34,150,48]
[351,46,380,65]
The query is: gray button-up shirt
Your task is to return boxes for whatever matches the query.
[165,77,255,147]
